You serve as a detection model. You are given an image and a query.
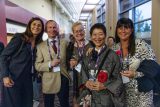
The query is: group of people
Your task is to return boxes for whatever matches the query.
[0,17,159,107]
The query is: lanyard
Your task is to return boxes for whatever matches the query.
[89,45,106,70]
[120,47,130,71]
[76,41,85,58]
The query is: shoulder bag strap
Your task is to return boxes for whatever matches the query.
[96,48,110,77]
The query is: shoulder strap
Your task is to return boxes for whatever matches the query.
[81,48,110,79]
[96,48,110,77]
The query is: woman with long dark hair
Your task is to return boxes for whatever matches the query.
[115,18,156,107]
[0,17,44,107]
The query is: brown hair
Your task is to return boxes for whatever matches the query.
[24,17,44,45]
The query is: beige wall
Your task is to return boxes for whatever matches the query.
[8,0,73,40]
[106,0,118,37]
[8,0,53,20]
[151,0,160,63]
[55,7,72,34]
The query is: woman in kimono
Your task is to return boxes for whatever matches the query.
[115,18,156,107]
[0,17,44,107]
[80,23,124,107]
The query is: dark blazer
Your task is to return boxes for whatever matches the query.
[136,59,160,93]
[0,42,4,55]
[0,33,32,80]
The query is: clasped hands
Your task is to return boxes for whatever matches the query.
[85,80,106,91]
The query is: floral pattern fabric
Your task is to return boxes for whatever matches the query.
[116,39,156,107]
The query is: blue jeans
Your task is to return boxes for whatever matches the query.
[33,78,41,101]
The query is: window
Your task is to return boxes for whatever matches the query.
[135,1,151,22]
[120,10,132,19]
[102,13,105,23]
[135,0,146,5]
[96,0,106,25]
[135,20,151,38]
[97,16,101,23]
[97,8,101,16]
[119,0,152,43]
[120,0,133,12]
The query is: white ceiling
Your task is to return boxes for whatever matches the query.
[58,0,101,21]
[59,0,86,20]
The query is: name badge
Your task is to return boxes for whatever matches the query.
[89,69,97,81]
[75,63,82,73]
[122,75,130,83]
[53,66,60,72]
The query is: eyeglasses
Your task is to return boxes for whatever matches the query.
[74,29,84,34]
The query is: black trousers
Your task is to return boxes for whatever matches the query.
[1,75,33,107]
[44,75,69,107]
[153,94,160,107]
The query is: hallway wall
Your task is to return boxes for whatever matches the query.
[8,0,53,20]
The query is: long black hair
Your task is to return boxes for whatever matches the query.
[23,17,44,45]
[115,18,136,56]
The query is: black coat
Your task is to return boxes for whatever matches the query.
[0,33,33,107]
[136,59,160,93]
[0,42,4,55]
[0,33,32,80]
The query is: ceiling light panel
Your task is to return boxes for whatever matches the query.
[86,0,100,5]
[83,4,96,11]
[80,13,90,17]
[79,16,88,20]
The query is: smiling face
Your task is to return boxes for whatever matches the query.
[117,25,133,42]
[91,28,106,49]
[72,24,85,42]
[30,20,43,38]
[46,21,59,39]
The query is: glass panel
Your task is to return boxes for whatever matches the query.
[120,10,132,19]
[135,20,151,40]
[135,0,146,5]
[102,4,105,13]
[97,8,101,16]
[97,16,101,23]
[102,13,105,22]
[103,22,105,26]
[135,1,151,22]
[120,0,133,11]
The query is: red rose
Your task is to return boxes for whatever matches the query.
[97,70,108,83]
[115,50,121,56]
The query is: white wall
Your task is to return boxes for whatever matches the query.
[8,0,73,40]
[8,0,53,20]
[55,8,72,34]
